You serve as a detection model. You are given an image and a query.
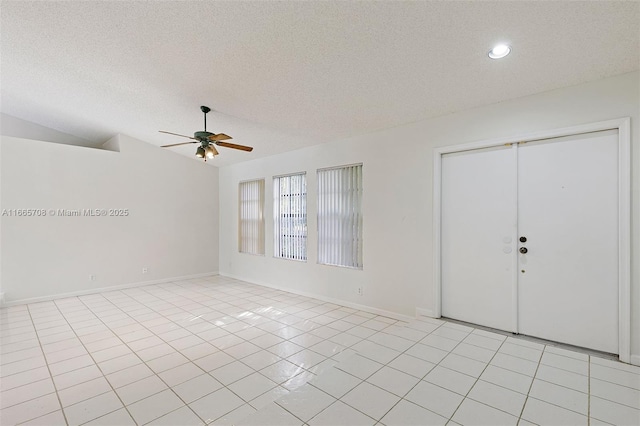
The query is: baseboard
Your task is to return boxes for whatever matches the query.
[416,307,437,318]
[221,272,415,323]
[630,354,640,366]
[0,271,219,308]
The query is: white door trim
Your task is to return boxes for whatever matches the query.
[432,117,632,363]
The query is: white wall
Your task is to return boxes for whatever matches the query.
[1,113,99,148]
[0,134,219,303]
[219,71,640,359]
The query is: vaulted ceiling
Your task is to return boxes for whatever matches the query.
[2,1,638,166]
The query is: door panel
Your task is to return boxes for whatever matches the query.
[441,146,516,331]
[517,130,619,353]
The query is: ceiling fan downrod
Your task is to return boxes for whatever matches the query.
[201,105,210,132]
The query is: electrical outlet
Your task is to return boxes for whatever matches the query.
[89,275,96,281]
[357,286,363,296]
[142,267,148,274]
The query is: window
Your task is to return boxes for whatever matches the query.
[273,173,307,261]
[317,164,363,268]
[239,179,265,255]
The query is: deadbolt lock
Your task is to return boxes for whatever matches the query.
[519,236,527,243]
[519,247,528,254]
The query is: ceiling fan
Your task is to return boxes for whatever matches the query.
[160,106,253,161]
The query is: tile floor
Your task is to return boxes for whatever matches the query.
[1,275,639,426]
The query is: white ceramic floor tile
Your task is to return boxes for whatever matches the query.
[529,378,588,414]
[590,376,640,409]
[341,381,400,420]
[0,378,55,409]
[420,334,459,352]
[380,399,446,426]
[83,408,136,425]
[52,364,103,390]
[479,365,533,394]
[63,391,123,426]
[19,409,67,426]
[172,373,223,403]
[106,363,154,388]
[440,353,488,378]
[287,348,327,369]
[115,374,168,405]
[260,359,304,384]
[228,372,278,401]
[126,389,185,424]
[430,326,469,342]
[309,400,376,426]
[147,406,204,426]
[387,354,436,379]
[334,353,383,380]
[43,346,88,365]
[0,356,47,377]
[351,340,401,364]
[591,363,640,390]
[545,345,588,361]
[97,353,141,375]
[276,383,336,422]
[210,403,256,426]
[424,366,476,396]
[462,333,504,351]
[590,395,640,425]
[236,402,303,426]
[189,387,246,423]
[158,361,204,387]
[405,343,449,364]
[267,341,305,358]
[0,393,60,425]
[498,342,542,363]
[242,350,282,370]
[57,376,112,407]
[490,353,539,377]
[467,380,526,416]
[591,355,640,374]
[535,364,588,392]
[452,342,496,363]
[4,278,635,426]
[404,380,463,418]
[521,397,588,425]
[310,366,362,398]
[540,351,588,375]
[367,332,414,352]
[90,344,132,363]
[366,366,420,397]
[146,351,189,373]
[451,398,518,426]
[193,350,235,372]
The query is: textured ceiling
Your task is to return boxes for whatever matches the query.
[1,1,638,166]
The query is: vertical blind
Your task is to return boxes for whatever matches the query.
[317,164,363,269]
[238,179,265,255]
[273,173,307,261]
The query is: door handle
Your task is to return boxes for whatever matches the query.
[519,247,528,254]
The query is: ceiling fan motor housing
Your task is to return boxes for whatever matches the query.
[194,131,214,141]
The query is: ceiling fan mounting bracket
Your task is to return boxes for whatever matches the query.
[200,106,211,114]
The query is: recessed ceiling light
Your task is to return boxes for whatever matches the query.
[488,44,511,59]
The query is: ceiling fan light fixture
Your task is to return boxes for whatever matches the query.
[195,146,205,158]
[205,145,218,159]
[488,44,511,59]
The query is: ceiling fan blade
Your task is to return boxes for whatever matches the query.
[160,141,198,148]
[159,130,198,140]
[215,141,254,152]
[208,133,233,141]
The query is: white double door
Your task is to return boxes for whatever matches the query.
[441,130,619,353]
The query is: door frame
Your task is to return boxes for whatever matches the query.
[432,117,631,363]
